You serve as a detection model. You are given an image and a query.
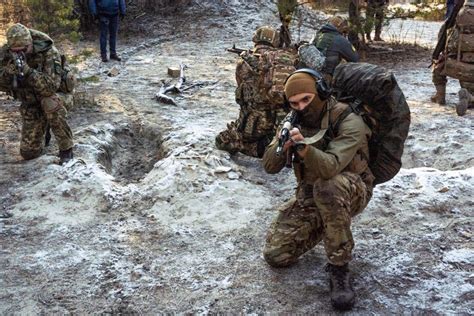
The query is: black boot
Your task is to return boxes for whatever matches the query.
[110,54,122,61]
[59,148,74,165]
[326,263,355,310]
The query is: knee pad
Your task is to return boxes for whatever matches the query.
[41,95,64,114]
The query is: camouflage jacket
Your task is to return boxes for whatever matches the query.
[263,99,373,188]
[0,29,62,105]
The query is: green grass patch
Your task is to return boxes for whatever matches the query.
[78,75,100,83]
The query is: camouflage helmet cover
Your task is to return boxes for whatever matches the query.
[6,23,32,48]
[252,26,280,48]
[328,16,349,33]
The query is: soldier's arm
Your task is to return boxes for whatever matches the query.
[336,36,359,62]
[303,113,370,179]
[24,49,61,97]
[262,136,287,174]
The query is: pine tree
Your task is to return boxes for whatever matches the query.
[26,0,80,41]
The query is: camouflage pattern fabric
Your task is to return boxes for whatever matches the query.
[216,45,297,158]
[263,172,372,267]
[433,6,474,86]
[0,27,74,159]
[262,99,374,266]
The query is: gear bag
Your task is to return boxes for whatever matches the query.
[260,48,298,105]
[58,54,76,93]
[331,62,411,185]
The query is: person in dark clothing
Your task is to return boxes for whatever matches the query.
[89,0,126,62]
[312,17,360,82]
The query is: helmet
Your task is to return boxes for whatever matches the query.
[328,16,349,34]
[6,23,32,48]
[252,26,280,48]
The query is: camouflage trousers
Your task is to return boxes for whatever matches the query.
[263,172,373,267]
[0,76,74,159]
[215,108,279,158]
[20,95,74,159]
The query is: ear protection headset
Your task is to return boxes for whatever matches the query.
[283,68,332,108]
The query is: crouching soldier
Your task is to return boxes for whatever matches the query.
[0,23,74,164]
[262,69,374,310]
[216,26,297,158]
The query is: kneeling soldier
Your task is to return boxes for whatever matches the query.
[262,69,374,310]
[0,23,74,164]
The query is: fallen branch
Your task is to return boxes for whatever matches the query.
[155,63,187,106]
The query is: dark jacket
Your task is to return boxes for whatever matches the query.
[89,0,126,16]
[314,24,359,76]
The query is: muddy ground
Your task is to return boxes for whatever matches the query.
[0,1,473,314]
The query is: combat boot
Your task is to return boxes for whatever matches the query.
[457,88,473,116]
[59,148,74,165]
[430,84,446,105]
[366,33,372,42]
[326,263,355,311]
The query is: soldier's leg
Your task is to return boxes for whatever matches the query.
[431,64,447,105]
[313,172,372,266]
[40,95,74,152]
[457,81,474,116]
[99,15,109,60]
[364,6,375,41]
[19,104,47,160]
[374,6,385,41]
[215,120,243,154]
[263,198,324,268]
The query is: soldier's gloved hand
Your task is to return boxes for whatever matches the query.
[3,61,18,76]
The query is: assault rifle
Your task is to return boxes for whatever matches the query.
[11,51,26,89]
[226,44,246,55]
[276,110,305,168]
[431,0,464,61]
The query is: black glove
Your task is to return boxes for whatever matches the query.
[120,13,125,20]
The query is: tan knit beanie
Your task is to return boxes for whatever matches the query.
[284,72,317,98]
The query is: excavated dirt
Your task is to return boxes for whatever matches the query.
[1,1,473,314]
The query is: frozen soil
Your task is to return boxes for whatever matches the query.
[1,2,473,314]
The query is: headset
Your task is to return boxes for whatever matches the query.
[283,68,332,108]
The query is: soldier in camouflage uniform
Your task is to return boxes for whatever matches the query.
[262,71,374,310]
[215,26,297,158]
[431,0,474,116]
[0,23,74,164]
[364,0,389,42]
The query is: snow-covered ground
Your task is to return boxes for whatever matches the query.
[1,1,473,314]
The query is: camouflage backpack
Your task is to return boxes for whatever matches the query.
[331,62,411,185]
[259,48,298,105]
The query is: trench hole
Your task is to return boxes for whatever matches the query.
[97,123,166,183]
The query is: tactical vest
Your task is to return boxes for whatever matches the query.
[314,32,336,56]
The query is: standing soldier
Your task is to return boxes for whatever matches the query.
[364,0,389,42]
[431,0,474,116]
[0,23,74,164]
[215,26,298,158]
[262,69,374,310]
